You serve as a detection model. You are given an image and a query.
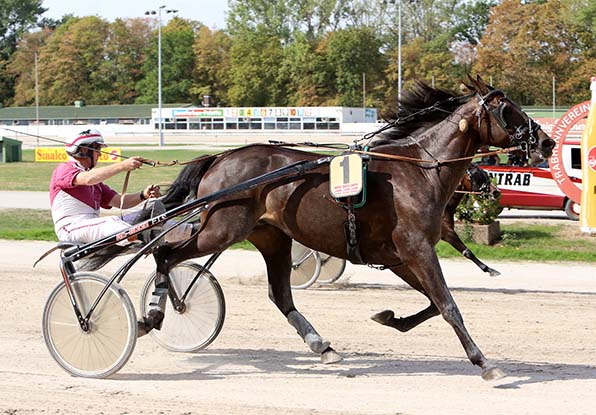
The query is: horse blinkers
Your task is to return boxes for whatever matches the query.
[477,90,552,160]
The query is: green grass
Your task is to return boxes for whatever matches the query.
[435,223,596,262]
[0,149,214,191]
[1,209,595,261]
[0,209,57,241]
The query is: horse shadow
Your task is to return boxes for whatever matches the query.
[114,348,596,388]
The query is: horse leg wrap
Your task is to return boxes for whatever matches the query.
[287,310,330,354]
[149,288,168,312]
[138,287,168,337]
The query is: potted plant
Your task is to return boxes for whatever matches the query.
[455,188,502,245]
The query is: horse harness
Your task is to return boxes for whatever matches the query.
[476,89,542,158]
[335,154,369,265]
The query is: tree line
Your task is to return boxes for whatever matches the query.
[1,0,595,111]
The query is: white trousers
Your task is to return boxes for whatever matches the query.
[56,214,193,245]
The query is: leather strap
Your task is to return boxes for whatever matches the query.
[119,171,131,219]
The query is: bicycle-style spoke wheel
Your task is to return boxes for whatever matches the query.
[42,273,137,378]
[290,240,321,289]
[140,262,225,352]
[316,254,347,284]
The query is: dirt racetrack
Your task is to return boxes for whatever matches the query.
[1,239,595,415]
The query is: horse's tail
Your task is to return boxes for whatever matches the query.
[162,154,218,209]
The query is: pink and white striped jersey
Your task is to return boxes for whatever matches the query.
[49,160,117,238]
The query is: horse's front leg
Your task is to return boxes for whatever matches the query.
[399,240,505,381]
[248,225,342,364]
[371,263,440,331]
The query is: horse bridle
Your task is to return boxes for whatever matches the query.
[468,166,492,194]
[458,166,491,196]
[477,89,541,156]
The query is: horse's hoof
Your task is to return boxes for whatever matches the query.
[482,366,506,381]
[321,348,343,364]
[488,268,501,277]
[371,310,394,325]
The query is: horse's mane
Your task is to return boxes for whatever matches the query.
[161,154,219,209]
[370,81,473,147]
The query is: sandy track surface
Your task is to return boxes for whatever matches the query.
[1,240,595,415]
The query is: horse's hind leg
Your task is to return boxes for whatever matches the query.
[462,248,501,277]
[138,245,173,336]
[442,223,500,277]
[371,264,440,332]
[248,225,342,364]
[399,241,505,381]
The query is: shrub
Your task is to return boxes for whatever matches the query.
[455,191,502,225]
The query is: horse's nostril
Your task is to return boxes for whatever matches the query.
[544,138,556,149]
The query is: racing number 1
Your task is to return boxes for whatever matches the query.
[339,157,350,184]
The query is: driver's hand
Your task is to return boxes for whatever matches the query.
[121,156,144,171]
[143,184,161,199]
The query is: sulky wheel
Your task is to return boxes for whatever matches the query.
[316,254,347,285]
[140,261,226,352]
[290,240,321,290]
[564,198,580,221]
[42,273,137,378]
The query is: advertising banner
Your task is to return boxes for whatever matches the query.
[35,147,121,163]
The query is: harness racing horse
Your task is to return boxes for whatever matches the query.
[442,164,502,276]
[152,76,554,380]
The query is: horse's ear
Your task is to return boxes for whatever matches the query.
[465,74,490,95]
[475,74,492,94]
[459,83,473,94]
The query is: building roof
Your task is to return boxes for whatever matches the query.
[0,103,190,121]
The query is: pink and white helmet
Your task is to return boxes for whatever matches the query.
[65,129,106,157]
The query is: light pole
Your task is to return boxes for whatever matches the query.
[397,0,402,100]
[34,52,39,145]
[145,6,178,147]
[388,0,403,101]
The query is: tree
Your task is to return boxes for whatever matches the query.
[556,0,596,103]
[474,0,585,105]
[136,17,196,104]
[0,0,46,105]
[98,18,152,104]
[9,17,152,106]
[227,0,353,40]
[450,0,497,46]
[226,27,287,106]
[6,28,52,106]
[279,32,324,106]
[191,26,232,106]
[321,27,386,107]
[378,0,494,100]
[30,16,112,105]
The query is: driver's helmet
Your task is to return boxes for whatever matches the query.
[65,129,106,157]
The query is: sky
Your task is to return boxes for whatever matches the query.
[41,0,228,29]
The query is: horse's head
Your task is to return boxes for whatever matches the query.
[466,164,501,201]
[465,76,555,165]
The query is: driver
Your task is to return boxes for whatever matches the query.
[49,129,194,245]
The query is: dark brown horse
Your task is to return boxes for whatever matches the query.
[442,164,501,276]
[150,76,554,380]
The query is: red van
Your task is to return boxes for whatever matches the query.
[479,140,582,220]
